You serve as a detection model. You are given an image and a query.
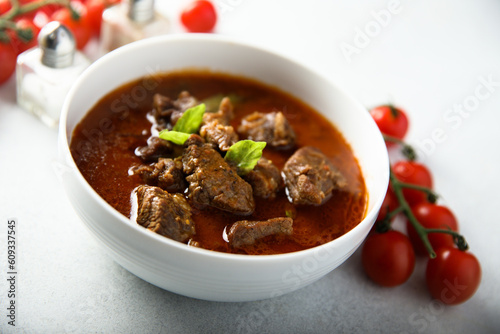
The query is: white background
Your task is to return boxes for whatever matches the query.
[1,0,499,333]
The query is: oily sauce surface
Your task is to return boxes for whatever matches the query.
[70,71,367,255]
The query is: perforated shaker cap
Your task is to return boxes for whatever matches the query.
[38,21,76,69]
[127,0,155,23]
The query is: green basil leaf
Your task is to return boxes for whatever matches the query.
[173,103,206,134]
[225,140,267,175]
[158,130,191,145]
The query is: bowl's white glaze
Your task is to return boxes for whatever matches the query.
[58,34,389,302]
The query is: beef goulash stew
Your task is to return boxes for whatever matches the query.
[70,71,367,255]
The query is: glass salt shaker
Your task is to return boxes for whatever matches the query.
[16,21,91,128]
[100,0,169,53]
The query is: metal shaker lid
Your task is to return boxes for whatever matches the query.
[127,0,155,23]
[38,21,76,69]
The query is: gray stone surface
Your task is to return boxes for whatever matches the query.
[1,1,500,333]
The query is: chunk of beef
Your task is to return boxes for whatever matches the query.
[243,157,283,199]
[171,91,198,125]
[151,91,198,127]
[135,136,173,162]
[200,97,238,151]
[238,111,296,148]
[283,146,346,205]
[203,97,234,125]
[134,185,195,243]
[199,121,238,151]
[174,91,198,112]
[184,133,205,147]
[227,217,293,248]
[182,134,255,215]
[131,157,186,193]
[152,93,175,121]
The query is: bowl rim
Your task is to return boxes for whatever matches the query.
[59,33,389,263]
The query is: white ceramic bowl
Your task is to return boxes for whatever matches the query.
[59,35,389,302]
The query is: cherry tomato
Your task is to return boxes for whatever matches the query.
[8,18,41,54]
[33,10,51,31]
[370,105,409,146]
[0,0,12,15]
[362,230,415,287]
[392,161,433,206]
[85,0,105,37]
[33,4,64,28]
[371,186,399,234]
[181,0,217,33]
[0,42,16,85]
[376,186,398,223]
[406,203,459,256]
[51,2,91,50]
[426,248,481,305]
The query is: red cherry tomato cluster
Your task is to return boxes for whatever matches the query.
[0,0,218,86]
[362,104,481,305]
[0,0,116,85]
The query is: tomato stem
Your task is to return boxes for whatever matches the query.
[388,104,399,118]
[390,169,437,258]
[0,29,9,43]
[16,27,34,42]
[385,205,405,221]
[0,0,73,27]
[389,169,470,256]
[376,206,404,233]
[382,134,417,161]
[425,229,469,251]
[395,181,439,203]
[8,0,20,17]
[0,18,17,29]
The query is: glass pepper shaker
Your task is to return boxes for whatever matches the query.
[100,0,169,53]
[16,21,91,128]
